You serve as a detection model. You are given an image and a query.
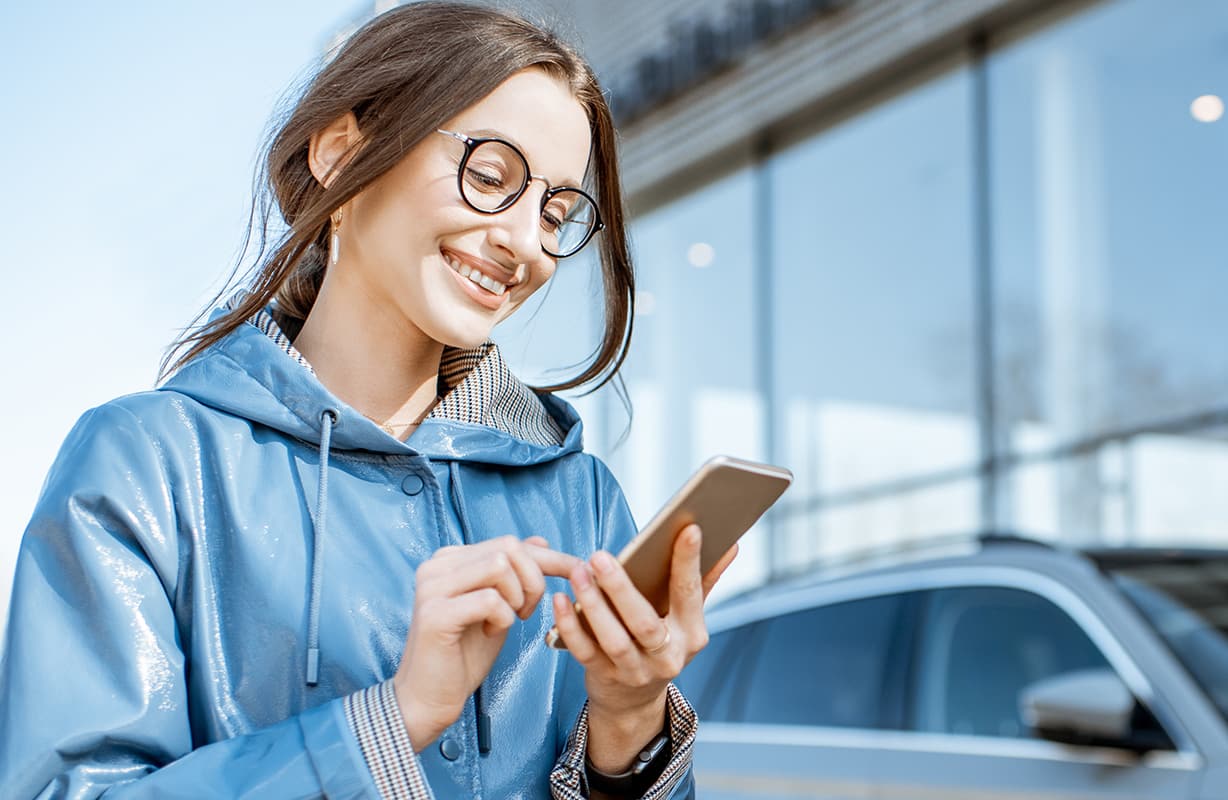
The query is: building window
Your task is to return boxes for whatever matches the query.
[989,0,1228,542]
[612,167,767,595]
[768,66,980,566]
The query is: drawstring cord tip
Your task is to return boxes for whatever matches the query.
[478,709,492,754]
[306,647,320,685]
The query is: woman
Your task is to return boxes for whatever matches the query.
[0,3,735,798]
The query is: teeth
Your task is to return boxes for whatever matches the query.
[478,273,506,296]
[445,254,507,297]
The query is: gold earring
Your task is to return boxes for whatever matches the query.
[330,208,344,265]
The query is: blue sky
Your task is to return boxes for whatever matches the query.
[0,0,374,627]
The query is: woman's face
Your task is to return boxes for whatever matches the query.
[340,68,593,349]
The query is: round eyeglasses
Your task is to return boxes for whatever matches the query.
[436,129,604,259]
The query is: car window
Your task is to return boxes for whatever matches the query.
[912,586,1111,738]
[735,593,906,728]
[1108,558,1228,727]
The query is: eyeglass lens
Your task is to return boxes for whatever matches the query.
[460,139,598,258]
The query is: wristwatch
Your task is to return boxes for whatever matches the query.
[584,726,671,797]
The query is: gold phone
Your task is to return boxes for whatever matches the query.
[545,455,793,649]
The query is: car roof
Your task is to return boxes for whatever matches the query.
[710,532,1228,612]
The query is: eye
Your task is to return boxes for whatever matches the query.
[465,166,508,191]
[541,201,574,232]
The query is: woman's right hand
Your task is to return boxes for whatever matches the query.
[393,535,581,750]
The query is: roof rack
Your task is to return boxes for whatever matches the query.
[977,532,1058,550]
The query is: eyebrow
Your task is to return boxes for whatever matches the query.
[467,127,585,188]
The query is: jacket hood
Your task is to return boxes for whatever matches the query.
[161,301,584,467]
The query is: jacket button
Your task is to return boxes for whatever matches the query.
[401,474,425,496]
[439,737,461,761]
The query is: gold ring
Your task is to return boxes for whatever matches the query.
[645,628,671,655]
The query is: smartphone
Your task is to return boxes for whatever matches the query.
[545,455,793,649]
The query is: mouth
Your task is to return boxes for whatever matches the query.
[443,249,511,298]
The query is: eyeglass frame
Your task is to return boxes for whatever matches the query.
[435,128,604,259]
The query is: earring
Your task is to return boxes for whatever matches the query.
[330,208,344,265]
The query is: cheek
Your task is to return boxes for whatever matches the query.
[358,177,462,245]
[518,266,556,305]
[499,262,557,321]
[529,260,558,291]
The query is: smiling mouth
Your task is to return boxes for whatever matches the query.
[443,252,509,297]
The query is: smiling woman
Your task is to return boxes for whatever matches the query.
[0,3,731,799]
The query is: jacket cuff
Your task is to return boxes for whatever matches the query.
[549,683,697,799]
[343,680,435,800]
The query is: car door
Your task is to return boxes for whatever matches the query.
[679,592,914,799]
[868,582,1201,799]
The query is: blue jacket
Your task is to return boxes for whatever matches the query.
[0,304,696,799]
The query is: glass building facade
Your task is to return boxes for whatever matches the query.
[497,0,1228,595]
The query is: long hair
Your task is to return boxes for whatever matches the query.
[162,1,633,394]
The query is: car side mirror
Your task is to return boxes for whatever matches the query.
[1020,668,1168,754]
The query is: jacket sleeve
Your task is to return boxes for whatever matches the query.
[546,457,697,800]
[0,403,428,800]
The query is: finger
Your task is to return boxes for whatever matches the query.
[425,536,577,579]
[421,548,526,612]
[551,592,602,663]
[491,536,577,618]
[502,543,548,620]
[523,542,584,579]
[569,562,638,664]
[702,542,739,600]
[422,588,517,639]
[589,550,670,653]
[667,524,705,631]
[415,544,469,581]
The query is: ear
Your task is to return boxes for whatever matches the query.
[308,111,363,189]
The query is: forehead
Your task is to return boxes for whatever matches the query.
[445,68,592,187]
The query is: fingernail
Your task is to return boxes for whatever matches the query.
[573,566,591,589]
[591,551,615,575]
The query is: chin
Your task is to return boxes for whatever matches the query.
[432,319,496,350]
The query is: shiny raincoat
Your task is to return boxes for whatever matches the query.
[0,304,695,799]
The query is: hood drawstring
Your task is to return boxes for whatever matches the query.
[306,408,338,686]
[449,462,492,755]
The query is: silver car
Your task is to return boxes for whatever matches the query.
[678,536,1228,798]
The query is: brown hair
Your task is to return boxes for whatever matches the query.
[162,1,633,393]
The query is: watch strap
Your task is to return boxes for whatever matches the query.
[584,726,671,796]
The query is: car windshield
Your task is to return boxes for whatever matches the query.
[1102,554,1228,725]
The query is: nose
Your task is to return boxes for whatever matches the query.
[486,183,545,265]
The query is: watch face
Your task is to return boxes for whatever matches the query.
[632,732,671,776]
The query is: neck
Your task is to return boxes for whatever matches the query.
[294,270,444,432]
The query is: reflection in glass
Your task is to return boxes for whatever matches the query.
[740,595,904,728]
[613,168,767,595]
[990,0,1228,542]
[913,587,1110,738]
[1109,556,1228,725]
[781,477,980,570]
[1002,427,1228,544]
[768,66,979,566]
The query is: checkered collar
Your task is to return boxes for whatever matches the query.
[229,294,565,448]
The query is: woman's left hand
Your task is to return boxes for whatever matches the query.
[551,523,736,772]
